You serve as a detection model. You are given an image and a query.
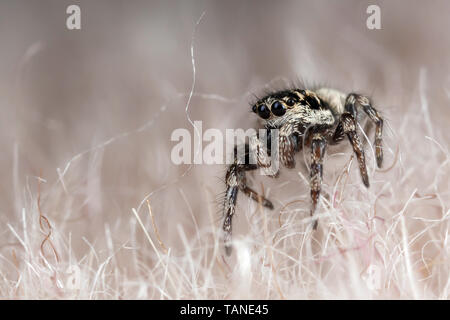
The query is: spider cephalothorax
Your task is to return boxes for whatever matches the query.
[222,87,384,255]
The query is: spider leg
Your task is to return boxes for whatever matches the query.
[341,113,370,187]
[223,164,240,255]
[310,132,327,229]
[222,143,273,255]
[279,134,296,168]
[249,129,280,177]
[277,118,305,168]
[331,122,345,144]
[345,93,384,168]
[240,185,274,209]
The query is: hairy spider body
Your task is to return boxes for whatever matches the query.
[222,87,384,255]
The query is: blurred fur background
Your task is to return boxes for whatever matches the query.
[0,0,449,299]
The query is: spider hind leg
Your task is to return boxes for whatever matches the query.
[341,113,370,187]
[346,93,384,168]
[310,133,327,229]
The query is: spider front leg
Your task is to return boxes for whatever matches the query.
[222,143,273,256]
[279,123,302,169]
[310,132,327,229]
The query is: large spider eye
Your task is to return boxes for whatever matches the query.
[271,101,286,116]
[286,97,297,106]
[252,105,257,113]
[257,104,271,119]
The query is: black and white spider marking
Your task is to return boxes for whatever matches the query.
[222,87,383,255]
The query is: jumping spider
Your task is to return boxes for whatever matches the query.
[222,88,383,255]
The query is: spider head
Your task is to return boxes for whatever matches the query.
[252,91,294,119]
[252,89,321,122]
[251,89,332,129]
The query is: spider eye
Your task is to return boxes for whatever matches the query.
[305,95,321,109]
[271,101,286,116]
[257,104,271,119]
[286,97,297,106]
[252,105,257,113]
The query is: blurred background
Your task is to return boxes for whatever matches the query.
[0,0,449,299]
